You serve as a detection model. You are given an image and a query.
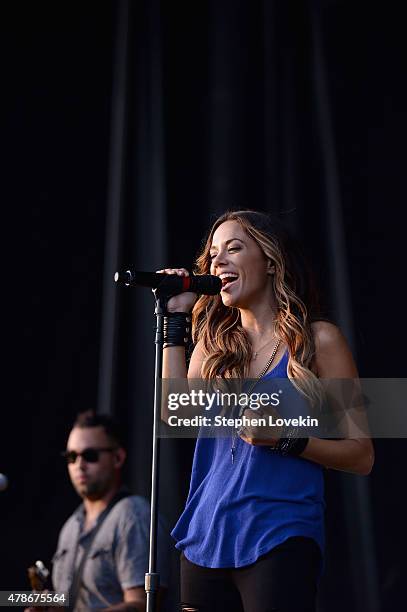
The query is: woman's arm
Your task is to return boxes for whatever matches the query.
[161,341,205,423]
[159,268,205,422]
[299,321,374,476]
[162,338,205,379]
[162,346,188,379]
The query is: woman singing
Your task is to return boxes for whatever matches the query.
[159,210,374,612]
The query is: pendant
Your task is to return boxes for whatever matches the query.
[231,447,235,464]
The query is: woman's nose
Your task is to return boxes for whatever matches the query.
[211,250,227,269]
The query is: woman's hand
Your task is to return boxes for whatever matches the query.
[156,268,197,313]
[238,407,283,447]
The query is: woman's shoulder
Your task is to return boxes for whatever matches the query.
[310,320,357,377]
[311,320,342,347]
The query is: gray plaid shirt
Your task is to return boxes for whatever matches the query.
[52,495,170,611]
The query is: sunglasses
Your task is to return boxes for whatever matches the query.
[61,447,117,464]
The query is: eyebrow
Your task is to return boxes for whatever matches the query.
[210,238,245,251]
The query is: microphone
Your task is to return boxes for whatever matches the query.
[114,270,222,296]
[0,473,8,492]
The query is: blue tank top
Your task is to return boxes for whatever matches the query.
[171,350,325,568]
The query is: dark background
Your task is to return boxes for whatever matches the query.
[1,2,405,611]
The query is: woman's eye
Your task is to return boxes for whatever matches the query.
[210,246,240,259]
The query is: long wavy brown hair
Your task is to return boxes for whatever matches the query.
[192,210,325,403]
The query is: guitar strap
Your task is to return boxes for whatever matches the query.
[68,489,131,612]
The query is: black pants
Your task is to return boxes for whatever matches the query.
[180,536,321,612]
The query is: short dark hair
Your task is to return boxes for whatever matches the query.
[72,410,126,449]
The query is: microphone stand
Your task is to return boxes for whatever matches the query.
[145,289,166,612]
[113,270,220,611]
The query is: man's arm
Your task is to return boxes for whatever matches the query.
[104,586,146,612]
[113,499,170,612]
[105,585,169,612]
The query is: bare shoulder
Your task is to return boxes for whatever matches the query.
[311,320,343,348]
[188,339,206,378]
[311,320,358,377]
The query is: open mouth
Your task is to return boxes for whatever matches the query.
[219,273,239,290]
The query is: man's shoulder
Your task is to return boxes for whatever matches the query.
[113,493,149,512]
[56,496,151,541]
[108,495,150,528]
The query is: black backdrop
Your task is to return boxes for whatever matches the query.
[1,2,405,611]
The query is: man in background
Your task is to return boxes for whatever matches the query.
[27,410,170,612]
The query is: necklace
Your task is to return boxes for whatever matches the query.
[252,337,276,360]
[231,338,281,464]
